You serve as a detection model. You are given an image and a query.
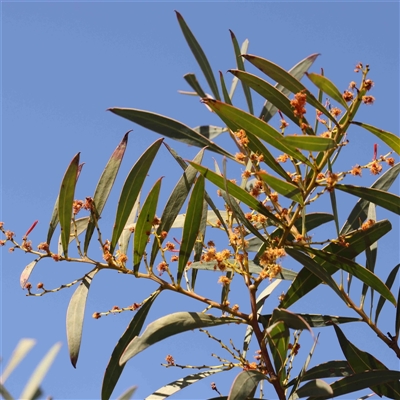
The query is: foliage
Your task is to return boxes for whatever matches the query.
[2,11,400,400]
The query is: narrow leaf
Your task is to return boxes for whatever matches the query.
[396,287,400,338]
[20,259,39,289]
[271,308,313,334]
[110,139,163,253]
[84,132,129,254]
[66,270,97,368]
[175,11,220,100]
[258,172,303,204]
[294,379,333,398]
[260,314,360,328]
[120,312,241,365]
[178,175,205,284]
[102,291,159,400]
[193,125,227,140]
[19,342,62,400]
[228,370,266,400]
[133,179,162,274]
[283,135,336,152]
[220,71,233,105]
[58,217,89,255]
[351,122,400,155]
[58,153,80,258]
[0,384,13,400]
[117,386,137,400]
[118,195,140,256]
[108,108,233,159]
[266,321,289,381]
[184,73,207,98]
[229,39,249,100]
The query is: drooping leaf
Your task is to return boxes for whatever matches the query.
[306,72,349,109]
[175,11,220,100]
[193,125,227,140]
[351,122,400,155]
[58,153,80,258]
[84,132,129,254]
[259,53,320,122]
[265,321,289,382]
[202,99,312,167]
[229,30,253,114]
[133,179,162,274]
[108,108,233,159]
[58,217,89,255]
[120,312,241,365]
[270,308,313,334]
[293,379,333,399]
[184,73,207,98]
[340,163,400,234]
[19,342,62,400]
[334,184,400,215]
[66,269,97,368]
[20,259,39,289]
[144,369,223,400]
[117,386,137,400]
[283,135,336,152]
[258,172,303,204]
[102,291,159,400]
[228,370,267,400]
[110,139,163,253]
[178,175,205,285]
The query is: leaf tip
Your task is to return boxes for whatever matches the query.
[229,29,235,39]
[175,10,183,19]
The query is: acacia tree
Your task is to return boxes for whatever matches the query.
[2,11,400,400]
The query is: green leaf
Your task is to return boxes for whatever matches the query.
[66,270,97,368]
[229,30,253,114]
[243,54,337,126]
[304,247,396,306]
[184,73,207,98]
[0,384,14,400]
[188,162,281,225]
[19,342,62,400]
[101,291,159,400]
[294,379,333,399]
[270,308,313,334]
[193,125,227,141]
[259,53,320,122]
[192,199,208,291]
[84,132,129,254]
[133,179,162,274]
[229,38,249,100]
[108,108,233,159]
[230,69,313,134]
[258,172,303,204]
[228,370,267,400]
[144,369,223,400]
[202,98,312,167]
[171,210,228,229]
[178,175,205,285]
[375,264,400,324]
[120,312,241,365]
[58,217,89,255]
[117,386,137,400]
[110,139,163,253]
[118,195,140,256]
[20,259,39,289]
[396,286,400,338]
[306,72,349,109]
[334,324,400,399]
[58,153,80,258]
[334,184,400,215]
[175,11,220,100]
[0,339,36,383]
[219,71,233,105]
[340,163,400,234]
[351,122,400,155]
[266,321,289,382]
[283,135,336,152]
[281,220,392,308]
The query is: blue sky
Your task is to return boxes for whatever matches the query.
[2,2,399,400]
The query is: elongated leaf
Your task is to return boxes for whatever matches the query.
[102,291,159,400]
[58,217,89,255]
[84,132,129,254]
[283,135,336,152]
[133,179,162,274]
[171,210,227,229]
[58,153,80,258]
[110,139,163,253]
[0,384,13,400]
[266,321,289,381]
[230,69,313,134]
[375,264,400,324]
[306,73,349,109]
[118,195,140,256]
[304,247,396,306]
[188,162,281,225]
[220,71,233,104]
[20,259,39,289]
[396,286,400,338]
[244,54,337,126]
[178,175,205,284]
[230,31,253,114]
[184,73,207,98]
[66,270,97,368]
[294,379,333,399]
[351,122,400,155]
[0,339,36,383]
[270,308,313,334]
[192,199,208,290]
[202,99,312,167]
[228,370,266,400]
[229,38,249,100]
[108,108,233,159]
[341,163,400,234]
[334,184,400,215]
[175,11,220,100]
[334,324,400,399]
[145,369,223,400]
[19,342,62,400]
[193,125,227,140]
[281,220,392,308]
[260,53,320,122]
[259,172,303,204]
[117,386,137,400]
[120,312,241,364]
